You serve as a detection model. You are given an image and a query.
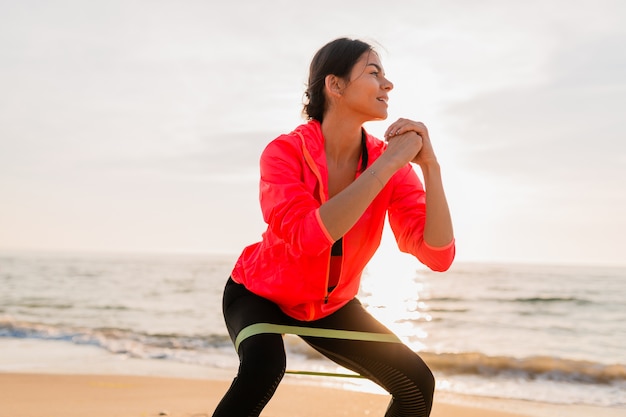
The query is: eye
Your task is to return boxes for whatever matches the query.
[371,71,379,77]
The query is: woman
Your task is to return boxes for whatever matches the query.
[213,37,455,417]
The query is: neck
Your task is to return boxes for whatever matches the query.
[321,112,363,166]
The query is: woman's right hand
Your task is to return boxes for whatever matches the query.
[382,129,423,169]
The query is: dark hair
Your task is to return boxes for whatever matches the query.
[303,38,374,122]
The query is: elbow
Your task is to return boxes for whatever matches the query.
[428,261,453,272]
[287,211,335,257]
[416,240,456,272]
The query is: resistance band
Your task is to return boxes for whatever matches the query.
[234,322,402,379]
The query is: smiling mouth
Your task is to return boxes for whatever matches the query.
[377,97,388,103]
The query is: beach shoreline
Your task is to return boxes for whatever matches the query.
[2,338,625,417]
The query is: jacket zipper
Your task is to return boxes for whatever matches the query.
[297,131,332,306]
[323,247,331,304]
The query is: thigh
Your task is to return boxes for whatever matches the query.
[222,277,293,343]
[303,332,431,383]
[300,298,399,371]
[300,299,433,387]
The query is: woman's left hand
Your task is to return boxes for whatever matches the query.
[384,118,439,167]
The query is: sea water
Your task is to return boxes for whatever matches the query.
[0,250,624,408]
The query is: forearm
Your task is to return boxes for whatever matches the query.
[420,162,454,247]
[319,158,396,241]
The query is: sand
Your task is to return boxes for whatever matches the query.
[0,372,521,417]
[3,372,625,417]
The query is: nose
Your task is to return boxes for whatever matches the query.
[383,77,393,91]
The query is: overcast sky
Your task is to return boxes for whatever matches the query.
[1,0,624,266]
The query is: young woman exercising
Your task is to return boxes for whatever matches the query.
[212,37,455,417]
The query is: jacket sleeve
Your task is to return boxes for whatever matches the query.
[388,165,455,272]
[258,136,334,256]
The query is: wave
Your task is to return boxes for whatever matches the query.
[427,295,594,305]
[422,351,626,385]
[0,318,232,361]
[426,308,470,313]
[16,302,75,310]
[3,318,625,387]
[426,297,465,302]
[511,296,592,305]
[271,333,626,386]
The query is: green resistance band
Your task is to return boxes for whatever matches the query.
[234,323,402,379]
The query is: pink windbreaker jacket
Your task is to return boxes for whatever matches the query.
[231,120,455,321]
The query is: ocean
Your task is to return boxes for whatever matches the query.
[0,250,624,409]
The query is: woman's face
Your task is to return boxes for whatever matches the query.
[340,51,394,122]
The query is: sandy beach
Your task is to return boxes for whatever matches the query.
[0,372,500,417]
[4,371,626,417]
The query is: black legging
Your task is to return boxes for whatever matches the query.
[212,278,435,417]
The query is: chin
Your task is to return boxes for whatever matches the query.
[372,109,389,120]
[360,109,388,123]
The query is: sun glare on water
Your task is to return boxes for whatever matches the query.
[361,248,432,352]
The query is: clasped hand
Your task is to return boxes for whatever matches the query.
[383,118,438,167]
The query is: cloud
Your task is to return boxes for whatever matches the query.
[443,28,626,183]
[98,131,275,183]
[431,12,626,264]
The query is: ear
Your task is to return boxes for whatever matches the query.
[324,74,344,98]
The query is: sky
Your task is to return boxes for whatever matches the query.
[0,0,625,266]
